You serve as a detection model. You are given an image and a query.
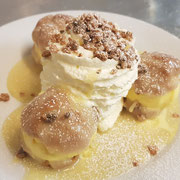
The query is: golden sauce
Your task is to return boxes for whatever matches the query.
[2,58,180,180]
[2,102,180,180]
[7,55,42,103]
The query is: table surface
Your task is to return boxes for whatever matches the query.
[0,0,180,38]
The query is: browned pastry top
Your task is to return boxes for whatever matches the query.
[32,14,73,52]
[32,13,139,69]
[21,87,98,154]
[134,52,180,95]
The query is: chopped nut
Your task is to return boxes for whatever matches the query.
[62,47,70,54]
[67,38,78,51]
[42,50,51,57]
[147,145,158,156]
[78,53,83,57]
[110,69,117,75]
[60,30,65,34]
[64,112,70,118]
[16,147,28,159]
[41,113,57,123]
[94,51,108,61]
[0,93,10,102]
[132,161,139,167]
[116,64,121,69]
[96,69,101,74]
[172,113,180,118]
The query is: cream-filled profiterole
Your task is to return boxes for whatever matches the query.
[32,13,140,131]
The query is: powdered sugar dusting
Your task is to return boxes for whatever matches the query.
[134,52,180,95]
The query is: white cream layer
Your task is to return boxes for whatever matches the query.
[40,47,139,131]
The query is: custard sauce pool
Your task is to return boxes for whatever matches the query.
[2,56,180,180]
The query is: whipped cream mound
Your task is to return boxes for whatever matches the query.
[36,13,140,131]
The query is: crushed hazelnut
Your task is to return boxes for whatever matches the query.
[0,93,10,102]
[16,147,28,159]
[132,161,139,167]
[65,14,136,67]
[41,112,57,123]
[60,30,65,34]
[62,47,71,54]
[110,69,117,75]
[78,53,83,57]
[116,64,121,69]
[147,145,158,156]
[96,69,101,74]
[64,112,71,118]
[42,50,51,57]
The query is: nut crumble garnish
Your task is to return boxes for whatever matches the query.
[132,161,139,167]
[60,30,65,34]
[62,47,71,54]
[172,113,180,118]
[41,112,57,123]
[0,93,10,102]
[78,53,83,57]
[42,50,51,57]
[64,112,71,118]
[16,147,28,159]
[65,14,137,68]
[62,38,78,53]
[96,69,101,74]
[147,145,158,156]
[110,69,117,75]
[68,38,78,51]
[116,64,121,69]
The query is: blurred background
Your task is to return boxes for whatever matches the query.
[0,0,180,37]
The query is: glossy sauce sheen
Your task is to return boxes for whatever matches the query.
[3,58,180,180]
[7,55,42,103]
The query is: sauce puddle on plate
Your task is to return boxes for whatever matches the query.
[2,57,180,180]
[7,55,42,103]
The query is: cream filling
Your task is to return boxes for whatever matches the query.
[40,48,139,131]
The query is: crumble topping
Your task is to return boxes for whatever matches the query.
[33,13,139,69]
[66,14,138,68]
[0,93,10,102]
[147,145,158,156]
[41,112,57,123]
[42,50,51,57]
[16,147,28,159]
[132,161,139,167]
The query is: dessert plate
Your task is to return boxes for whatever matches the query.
[0,10,180,180]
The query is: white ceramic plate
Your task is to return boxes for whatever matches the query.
[0,11,180,180]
